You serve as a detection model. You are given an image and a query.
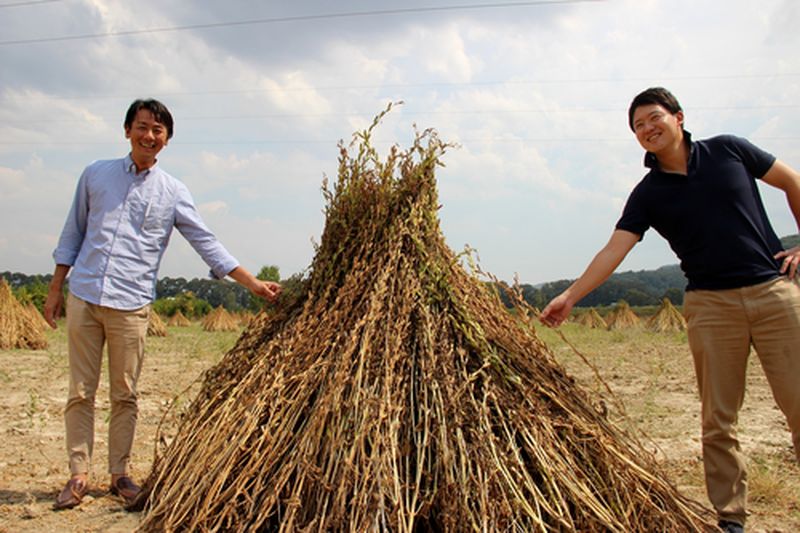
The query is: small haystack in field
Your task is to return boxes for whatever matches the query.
[201,306,239,332]
[147,312,168,337]
[574,307,608,329]
[167,310,191,327]
[236,310,256,327]
[25,302,50,331]
[606,300,641,330]
[136,109,714,532]
[647,298,687,332]
[0,278,48,350]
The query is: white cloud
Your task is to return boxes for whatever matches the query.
[198,200,229,216]
[1,0,798,283]
[0,166,26,198]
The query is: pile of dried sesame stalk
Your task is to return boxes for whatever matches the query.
[136,107,715,532]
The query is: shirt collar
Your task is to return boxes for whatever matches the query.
[124,153,158,178]
[643,130,693,170]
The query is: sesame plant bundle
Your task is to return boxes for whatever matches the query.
[167,310,191,327]
[201,305,239,332]
[0,277,47,350]
[647,298,687,333]
[574,307,608,329]
[25,302,51,331]
[605,300,641,330]
[237,310,256,327]
[147,311,168,337]
[136,108,714,532]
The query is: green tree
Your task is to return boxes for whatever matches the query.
[249,265,282,311]
[662,287,684,305]
[152,291,212,319]
[256,265,280,282]
[13,280,50,312]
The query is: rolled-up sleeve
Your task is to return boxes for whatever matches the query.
[53,170,90,266]
[173,183,239,279]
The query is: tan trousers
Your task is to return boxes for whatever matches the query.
[65,293,149,476]
[684,276,800,525]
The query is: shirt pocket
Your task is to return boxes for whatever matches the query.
[142,201,174,234]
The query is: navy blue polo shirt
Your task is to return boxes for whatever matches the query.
[616,132,781,291]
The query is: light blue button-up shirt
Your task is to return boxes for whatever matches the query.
[53,155,239,310]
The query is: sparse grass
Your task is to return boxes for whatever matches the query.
[1,313,796,531]
[537,321,800,531]
[25,389,39,428]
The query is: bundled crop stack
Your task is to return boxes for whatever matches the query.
[647,298,687,333]
[201,306,239,332]
[574,307,608,329]
[606,300,641,330]
[147,312,168,337]
[25,302,51,331]
[0,278,48,350]
[167,310,191,327]
[136,111,713,532]
[236,310,256,327]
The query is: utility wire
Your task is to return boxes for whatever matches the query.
[0,0,604,46]
[2,136,798,147]
[0,0,63,7]
[5,103,800,125]
[3,72,798,102]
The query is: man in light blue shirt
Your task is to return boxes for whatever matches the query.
[44,99,281,511]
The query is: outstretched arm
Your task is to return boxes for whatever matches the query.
[228,266,282,303]
[763,160,800,278]
[539,229,639,327]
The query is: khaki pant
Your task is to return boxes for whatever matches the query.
[65,294,149,476]
[684,277,800,525]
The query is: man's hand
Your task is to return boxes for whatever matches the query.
[251,280,282,303]
[539,293,573,328]
[775,246,800,279]
[228,266,283,303]
[44,264,70,329]
[43,289,64,329]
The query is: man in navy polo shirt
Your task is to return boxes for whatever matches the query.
[540,87,800,533]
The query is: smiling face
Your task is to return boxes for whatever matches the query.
[125,109,169,171]
[631,103,684,156]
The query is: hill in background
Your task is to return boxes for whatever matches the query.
[5,235,797,313]
[518,233,799,309]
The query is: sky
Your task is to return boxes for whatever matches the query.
[1,0,799,286]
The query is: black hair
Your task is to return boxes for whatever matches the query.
[124,99,174,139]
[628,87,683,132]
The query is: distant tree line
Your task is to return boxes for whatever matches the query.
[516,264,688,309]
[1,264,282,317]
[515,234,799,309]
[5,234,797,315]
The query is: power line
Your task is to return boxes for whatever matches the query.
[5,103,800,125]
[0,0,604,46]
[3,72,799,102]
[0,0,64,7]
[2,136,799,147]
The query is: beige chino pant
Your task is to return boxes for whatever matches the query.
[65,293,149,476]
[684,277,800,525]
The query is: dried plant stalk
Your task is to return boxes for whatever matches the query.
[202,306,240,332]
[137,106,715,532]
[148,312,168,337]
[647,298,687,332]
[0,278,47,350]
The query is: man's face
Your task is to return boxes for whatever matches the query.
[631,103,684,154]
[125,109,169,165]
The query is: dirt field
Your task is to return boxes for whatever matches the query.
[0,320,797,532]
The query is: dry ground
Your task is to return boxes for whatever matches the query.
[0,320,797,532]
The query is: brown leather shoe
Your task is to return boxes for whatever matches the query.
[110,476,141,506]
[53,477,89,510]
